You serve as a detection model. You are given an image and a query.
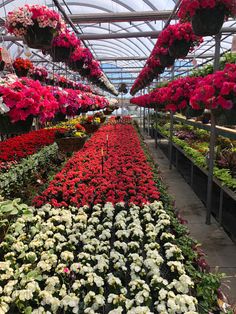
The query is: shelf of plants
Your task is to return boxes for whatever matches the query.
[0,118,228,313]
[145,113,236,240]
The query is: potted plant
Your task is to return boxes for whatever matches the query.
[55,124,87,152]
[166,23,203,58]
[48,31,80,62]
[13,58,33,77]
[80,115,101,133]
[178,0,236,36]
[190,63,236,125]
[0,78,59,134]
[6,5,65,49]
[68,47,93,71]
[29,66,48,82]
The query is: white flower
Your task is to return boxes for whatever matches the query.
[61,251,74,262]
[108,307,123,314]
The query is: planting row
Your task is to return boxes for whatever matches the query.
[0,199,222,314]
[33,124,160,208]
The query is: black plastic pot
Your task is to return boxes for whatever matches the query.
[159,53,175,68]
[191,5,225,36]
[24,22,54,49]
[0,115,33,135]
[0,61,5,71]
[169,39,191,58]
[50,46,72,62]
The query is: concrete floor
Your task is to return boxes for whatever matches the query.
[144,135,236,305]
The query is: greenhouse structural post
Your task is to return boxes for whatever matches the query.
[148,107,150,136]
[206,33,221,225]
[169,112,174,170]
[155,107,158,149]
[143,107,146,131]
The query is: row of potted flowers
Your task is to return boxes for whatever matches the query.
[33,123,160,208]
[0,75,110,130]
[0,199,213,313]
[5,5,118,96]
[130,63,236,125]
[130,0,236,95]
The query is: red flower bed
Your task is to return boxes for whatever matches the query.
[33,124,160,208]
[0,129,61,162]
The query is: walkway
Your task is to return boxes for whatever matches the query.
[144,134,236,304]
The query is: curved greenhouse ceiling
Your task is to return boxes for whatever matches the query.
[0,0,235,95]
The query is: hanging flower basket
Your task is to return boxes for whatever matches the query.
[191,5,225,36]
[0,115,33,135]
[159,53,175,68]
[168,39,191,58]
[55,136,87,153]
[15,68,29,78]
[24,23,55,49]
[51,112,67,124]
[81,123,100,134]
[50,46,72,62]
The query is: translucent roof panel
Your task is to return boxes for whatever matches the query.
[0,0,235,95]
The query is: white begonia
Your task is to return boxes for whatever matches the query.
[37,260,53,272]
[168,274,194,294]
[3,280,17,295]
[84,291,105,310]
[108,307,123,314]
[167,261,186,275]
[86,272,104,288]
[127,306,154,314]
[114,241,128,253]
[165,243,184,260]
[61,251,74,262]
[107,273,123,287]
[160,232,175,241]
[107,294,126,305]
[0,262,14,280]
[158,288,168,300]
[39,291,60,313]
[61,294,80,313]
[0,299,10,314]
[31,307,46,314]
[12,289,33,301]
[45,276,60,292]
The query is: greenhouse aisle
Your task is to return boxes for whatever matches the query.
[143,133,236,304]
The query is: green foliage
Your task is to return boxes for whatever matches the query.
[186,263,223,313]
[213,167,236,190]
[0,143,59,198]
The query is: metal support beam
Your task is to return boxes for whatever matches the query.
[1,26,235,42]
[0,10,175,27]
[206,33,222,225]
[68,10,175,24]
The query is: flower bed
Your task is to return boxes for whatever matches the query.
[33,124,160,208]
[0,129,61,163]
[0,199,222,313]
[0,143,60,200]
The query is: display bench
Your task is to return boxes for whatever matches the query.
[145,116,236,242]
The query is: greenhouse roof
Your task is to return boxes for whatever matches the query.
[0,0,235,95]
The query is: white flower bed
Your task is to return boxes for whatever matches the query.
[0,201,199,313]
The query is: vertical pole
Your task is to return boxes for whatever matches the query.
[169,112,174,170]
[140,106,142,129]
[148,107,150,136]
[155,106,158,149]
[143,108,146,131]
[206,33,221,225]
[169,66,175,170]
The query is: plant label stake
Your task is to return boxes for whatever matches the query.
[106,134,109,155]
[101,147,104,173]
